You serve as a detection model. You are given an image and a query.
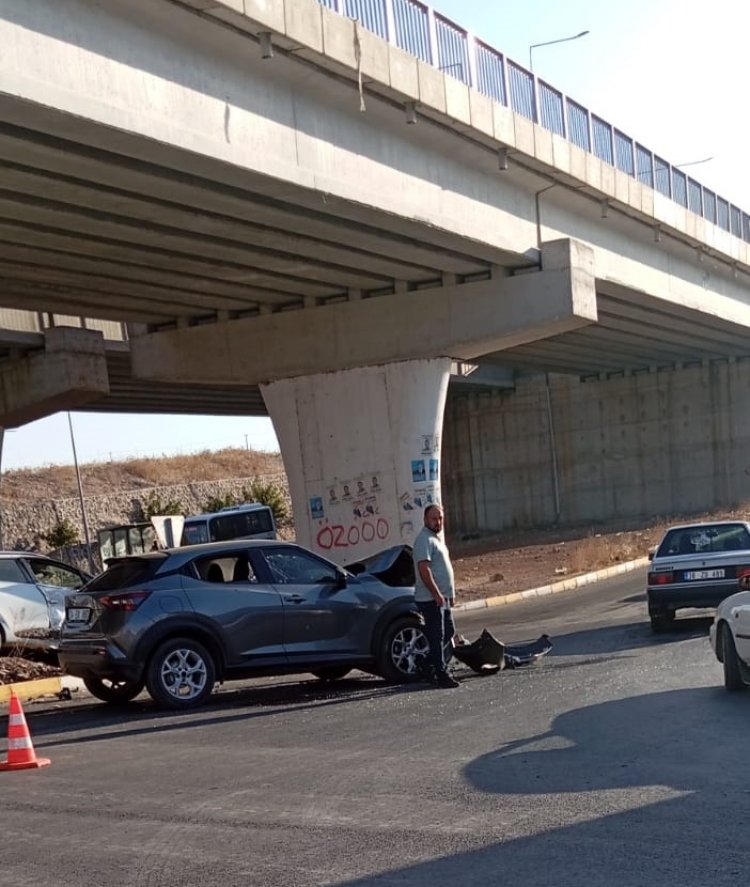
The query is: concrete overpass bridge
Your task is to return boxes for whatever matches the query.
[2,0,750,560]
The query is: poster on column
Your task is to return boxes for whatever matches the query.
[399,433,442,541]
[309,472,394,564]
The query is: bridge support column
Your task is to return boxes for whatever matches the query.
[261,358,451,565]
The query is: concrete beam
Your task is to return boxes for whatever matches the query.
[0,327,109,427]
[131,239,596,384]
[450,361,516,390]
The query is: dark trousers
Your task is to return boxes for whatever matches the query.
[416,601,455,677]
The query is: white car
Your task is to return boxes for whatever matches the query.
[0,552,89,651]
[709,579,750,691]
[647,521,750,631]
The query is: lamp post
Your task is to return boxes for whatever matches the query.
[68,412,96,573]
[529,30,590,72]
[674,156,714,169]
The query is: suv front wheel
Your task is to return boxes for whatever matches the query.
[146,637,216,709]
[377,615,429,682]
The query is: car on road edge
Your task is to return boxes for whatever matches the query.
[0,552,90,651]
[647,520,750,631]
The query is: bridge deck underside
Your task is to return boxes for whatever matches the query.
[1,107,750,411]
[0,115,515,324]
[482,283,750,377]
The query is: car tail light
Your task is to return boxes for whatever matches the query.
[648,571,674,585]
[99,590,151,611]
[738,567,750,589]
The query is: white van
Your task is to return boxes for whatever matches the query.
[180,503,277,546]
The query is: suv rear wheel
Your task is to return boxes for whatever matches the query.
[83,676,144,704]
[377,615,429,682]
[146,637,216,709]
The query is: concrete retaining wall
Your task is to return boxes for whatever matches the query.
[0,474,289,552]
[443,360,750,533]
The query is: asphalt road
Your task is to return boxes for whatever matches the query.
[2,568,747,887]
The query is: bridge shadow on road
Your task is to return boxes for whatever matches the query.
[332,686,749,887]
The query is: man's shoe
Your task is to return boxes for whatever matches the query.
[436,673,460,689]
[415,662,436,683]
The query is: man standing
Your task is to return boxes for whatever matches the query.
[413,504,460,688]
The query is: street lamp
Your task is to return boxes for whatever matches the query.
[529,30,590,72]
[674,156,714,169]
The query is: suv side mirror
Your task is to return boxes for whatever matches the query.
[317,570,348,590]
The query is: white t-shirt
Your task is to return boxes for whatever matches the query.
[413,526,455,603]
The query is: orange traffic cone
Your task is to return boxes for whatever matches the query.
[0,691,51,771]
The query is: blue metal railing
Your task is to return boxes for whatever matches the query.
[316,0,748,243]
[567,99,590,152]
[435,14,470,83]
[393,0,431,62]
[539,81,565,137]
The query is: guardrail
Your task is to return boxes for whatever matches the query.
[318,0,748,243]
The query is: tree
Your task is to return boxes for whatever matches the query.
[43,517,80,550]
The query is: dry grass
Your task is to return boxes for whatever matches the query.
[562,531,654,574]
[0,447,284,503]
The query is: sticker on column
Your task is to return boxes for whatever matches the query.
[353,496,365,519]
[328,487,338,505]
[411,460,426,483]
[309,497,324,521]
[429,459,439,481]
[421,436,432,454]
[370,475,381,492]
[399,492,415,511]
[342,483,352,500]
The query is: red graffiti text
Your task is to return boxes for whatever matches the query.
[316,519,390,550]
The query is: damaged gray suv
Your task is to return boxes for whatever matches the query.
[59,540,425,709]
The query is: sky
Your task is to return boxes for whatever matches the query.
[2,0,749,471]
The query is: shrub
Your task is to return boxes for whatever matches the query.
[241,478,289,525]
[202,492,239,513]
[43,517,80,550]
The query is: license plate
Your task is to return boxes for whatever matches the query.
[66,607,91,623]
[684,569,725,581]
